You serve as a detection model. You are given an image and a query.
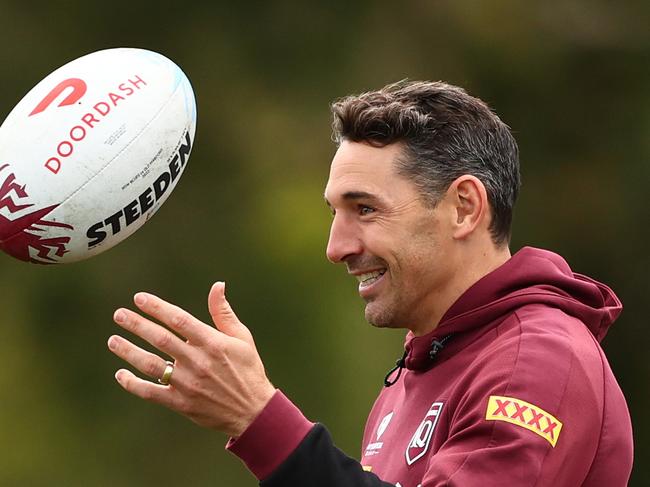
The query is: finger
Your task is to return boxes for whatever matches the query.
[113,308,188,359]
[208,282,254,345]
[133,292,212,345]
[114,369,183,410]
[108,335,170,381]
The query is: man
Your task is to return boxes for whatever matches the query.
[108,81,634,486]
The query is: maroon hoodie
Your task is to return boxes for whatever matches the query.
[229,247,633,486]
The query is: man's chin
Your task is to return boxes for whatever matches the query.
[364,302,401,329]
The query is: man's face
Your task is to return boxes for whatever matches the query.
[324,141,457,333]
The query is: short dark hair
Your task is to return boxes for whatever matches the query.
[330,80,520,246]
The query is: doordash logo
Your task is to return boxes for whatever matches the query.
[29,78,87,116]
[29,74,148,175]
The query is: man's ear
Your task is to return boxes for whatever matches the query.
[447,175,489,240]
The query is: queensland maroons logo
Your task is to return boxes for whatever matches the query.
[0,164,73,263]
[406,402,444,466]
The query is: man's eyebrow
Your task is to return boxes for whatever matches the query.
[341,191,380,201]
[323,191,383,208]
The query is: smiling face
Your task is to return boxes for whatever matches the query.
[324,141,462,334]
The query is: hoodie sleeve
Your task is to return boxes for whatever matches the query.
[227,390,395,486]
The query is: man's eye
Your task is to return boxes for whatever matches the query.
[359,205,375,216]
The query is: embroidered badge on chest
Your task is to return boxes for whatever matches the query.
[405,402,444,466]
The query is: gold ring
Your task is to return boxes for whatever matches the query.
[158,361,175,385]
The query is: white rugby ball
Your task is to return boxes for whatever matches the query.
[0,48,197,264]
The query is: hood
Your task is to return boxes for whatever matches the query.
[403,246,622,371]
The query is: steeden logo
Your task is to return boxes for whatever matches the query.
[363,411,395,458]
[376,411,394,441]
[29,78,88,116]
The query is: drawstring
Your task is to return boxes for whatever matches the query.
[384,334,454,387]
[384,350,408,387]
[429,334,453,360]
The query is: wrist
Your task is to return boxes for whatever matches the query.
[226,390,315,480]
[232,381,277,438]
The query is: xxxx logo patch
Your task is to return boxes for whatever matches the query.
[486,395,563,447]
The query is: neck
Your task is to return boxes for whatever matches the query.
[410,243,511,337]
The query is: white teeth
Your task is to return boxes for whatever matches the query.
[357,270,386,285]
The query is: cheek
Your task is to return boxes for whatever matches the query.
[360,228,394,259]
[366,216,442,271]
[394,237,445,284]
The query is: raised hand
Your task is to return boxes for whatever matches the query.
[108,282,276,438]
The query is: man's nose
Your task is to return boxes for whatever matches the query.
[326,214,363,263]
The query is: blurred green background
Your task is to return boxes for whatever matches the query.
[0,0,648,485]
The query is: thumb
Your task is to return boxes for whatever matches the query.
[208,282,254,345]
